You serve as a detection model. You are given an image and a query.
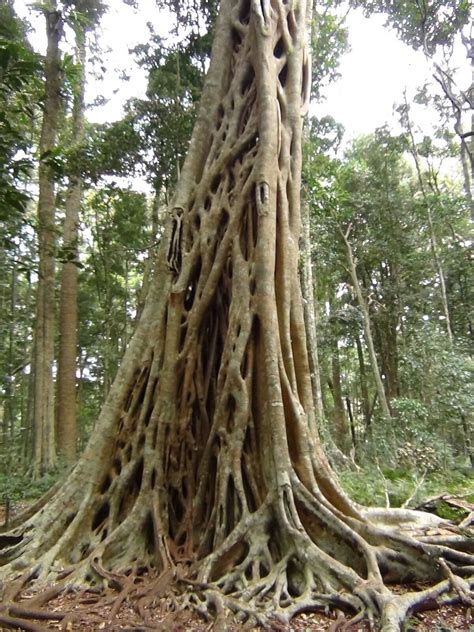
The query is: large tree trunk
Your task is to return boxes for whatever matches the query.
[56,26,86,465]
[32,5,62,476]
[1,2,473,630]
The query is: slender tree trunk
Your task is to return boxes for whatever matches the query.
[56,26,86,465]
[345,396,357,453]
[300,197,324,424]
[340,226,392,420]
[2,265,17,452]
[460,414,474,468]
[21,273,35,468]
[33,5,62,476]
[355,334,371,431]
[371,316,390,399]
[403,93,454,343]
[330,335,349,452]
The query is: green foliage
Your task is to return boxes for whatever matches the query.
[339,464,473,510]
[350,0,470,54]
[77,185,151,423]
[155,0,218,38]
[0,469,61,502]
[306,122,472,463]
[63,0,108,32]
[434,501,465,522]
[311,3,349,101]
[79,117,143,182]
[128,27,206,192]
[0,3,41,220]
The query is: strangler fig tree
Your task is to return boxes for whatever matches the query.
[1,1,473,630]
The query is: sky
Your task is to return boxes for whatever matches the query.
[312,11,433,138]
[15,1,469,144]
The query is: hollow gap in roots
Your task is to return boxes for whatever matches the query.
[0,533,23,547]
[210,540,250,583]
[113,458,122,475]
[151,467,157,490]
[241,63,255,95]
[218,208,230,240]
[100,474,112,494]
[117,458,144,521]
[211,173,222,194]
[92,501,110,531]
[278,62,288,88]
[274,37,285,58]
[286,556,307,598]
[225,475,241,536]
[169,488,185,533]
[239,0,251,25]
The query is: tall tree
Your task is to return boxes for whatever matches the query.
[400,93,454,343]
[0,3,472,631]
[339,224,392,420]
[33,2,62,476]
[56,0,106,465]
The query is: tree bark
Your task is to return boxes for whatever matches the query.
[299,196,325,424]
[2,264,17,453]
[330,332,349,452]
[1,3,473,630]
[56,25,86,465]
[355,334,371,432]
[33,5,62,476]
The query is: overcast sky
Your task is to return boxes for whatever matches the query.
[15,1,469,143]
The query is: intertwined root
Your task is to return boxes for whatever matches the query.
[0,1,473,630]
[1,475,473,631]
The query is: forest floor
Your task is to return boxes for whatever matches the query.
[1,472,473,631]
[7,585,474,631]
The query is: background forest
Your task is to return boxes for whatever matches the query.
[0,0,472,514]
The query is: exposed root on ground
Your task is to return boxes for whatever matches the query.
[1,1,473,630]
[1,486,473,631]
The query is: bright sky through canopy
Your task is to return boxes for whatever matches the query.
[15,1,468,139]
[312,10,433,139]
